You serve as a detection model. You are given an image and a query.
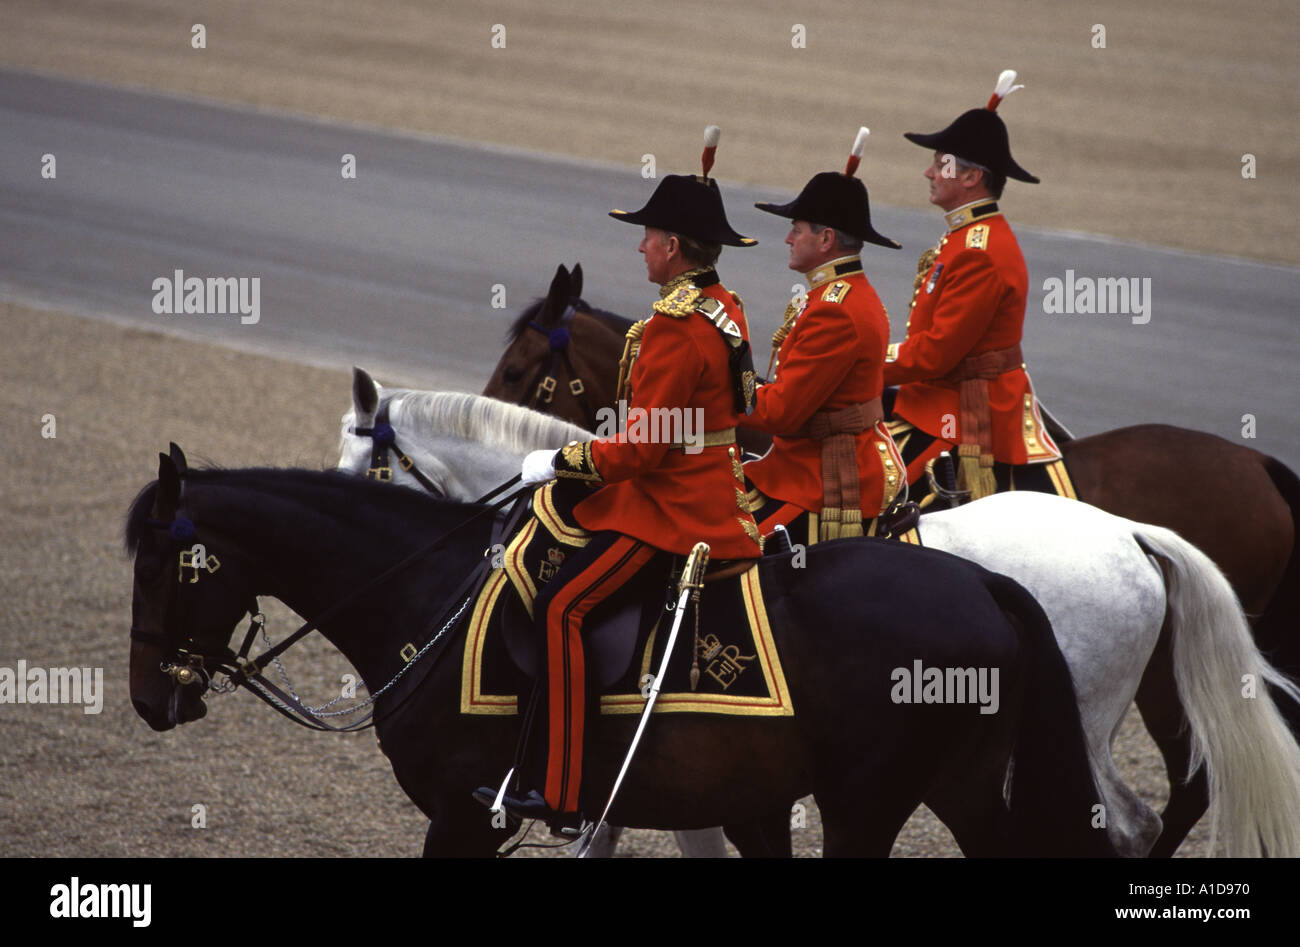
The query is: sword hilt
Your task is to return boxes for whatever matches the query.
[679,542,710,594]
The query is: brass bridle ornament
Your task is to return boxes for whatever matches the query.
[131,512,275,695]
[352,400,446,496]
[129,461,530,731]
[520,303,599,430]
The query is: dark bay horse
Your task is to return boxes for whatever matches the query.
[126,446,1116,857]
[481,263,1300,858]
[482,263,633,433]
[482,263,775,456]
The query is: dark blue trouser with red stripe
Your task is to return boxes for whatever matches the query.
[530,530,668,814]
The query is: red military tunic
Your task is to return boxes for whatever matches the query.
[882,199,1059,465]
[741,256,904,518]
[537,266,759,815]
[560,269,762,559]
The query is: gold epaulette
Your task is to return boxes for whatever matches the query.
[654,283,702,318]
[965,224,990,250]
[821,280,851,304]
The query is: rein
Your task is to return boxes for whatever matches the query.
[234,553,492,732]
[132,476,530,731]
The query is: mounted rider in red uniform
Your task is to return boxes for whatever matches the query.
[475,128,761,834]
[883,70,1070,504]
[741,128,909,546]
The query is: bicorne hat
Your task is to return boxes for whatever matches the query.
[610,126,756,247]
[755,127,900,249]
[904,69,1039,184]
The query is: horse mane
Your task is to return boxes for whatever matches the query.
[583,306,635,336]
[505,297,634,343]
[124,482,159,552]
[382,390,592,452]
[125,467,467,554]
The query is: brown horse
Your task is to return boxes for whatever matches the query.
[482,263,1300,858]
[483,264,775,457]
[482,263,632,433]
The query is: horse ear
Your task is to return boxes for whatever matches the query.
[168,442,188,478]
[542,264,571,327]
[154,452,181,519]
[570,263,583,299]
[353,366,379,416]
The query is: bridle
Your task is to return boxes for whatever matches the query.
[129,477,528,731]
[128,511,296,719]
[353,400,445,497]
[520,302,599,430]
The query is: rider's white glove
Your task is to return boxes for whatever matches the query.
[521,448,557,486]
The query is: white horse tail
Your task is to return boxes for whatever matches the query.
[1135,525,1300,857]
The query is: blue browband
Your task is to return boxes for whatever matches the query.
[147,516,197,543]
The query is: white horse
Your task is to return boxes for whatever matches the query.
[338,370,1300,858]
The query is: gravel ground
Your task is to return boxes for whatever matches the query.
[0,301,1208,858]
[0,0,1261,857]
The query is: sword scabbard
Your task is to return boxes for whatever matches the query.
[581,541,711,855]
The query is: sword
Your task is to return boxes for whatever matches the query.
[578,541,710,857]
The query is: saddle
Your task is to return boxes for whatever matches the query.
[462,485,790,717]
[883,386,1078,508]
[494,557,763,690]
[494,574,660,692]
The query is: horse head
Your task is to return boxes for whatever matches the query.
[483,263,628,430]
[338,366,392,480]
[125,444,258,731]
[483,262,578,403]
[339,367,465,496]
[338,379,592,501]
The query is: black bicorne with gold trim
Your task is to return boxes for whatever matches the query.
[756,171,899,249]
[610,175,756,247]
[904,69,1039,184]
